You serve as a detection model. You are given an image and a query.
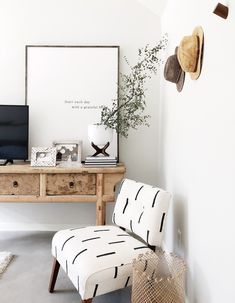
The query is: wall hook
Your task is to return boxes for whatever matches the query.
[213,3,229,19]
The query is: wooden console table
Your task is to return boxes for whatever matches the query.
[0,163,125,225]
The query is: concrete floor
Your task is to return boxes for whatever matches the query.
[0,231,131,303]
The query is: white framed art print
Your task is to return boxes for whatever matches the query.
[25,46,119,160]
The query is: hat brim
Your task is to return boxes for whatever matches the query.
[175,45,185,91]
[176,69,185,92]
[190,26,204,80]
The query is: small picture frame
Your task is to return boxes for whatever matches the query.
[31,147,57,167]
[53,140,82,167]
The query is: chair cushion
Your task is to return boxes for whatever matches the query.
[112,179,171,247]
[52,225,152,299]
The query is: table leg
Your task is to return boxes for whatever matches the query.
[96,173,104,225]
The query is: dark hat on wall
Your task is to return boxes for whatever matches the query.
[164,47,185,92]
[177,26,204,80]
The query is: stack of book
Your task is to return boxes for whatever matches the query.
[84,155,117,167]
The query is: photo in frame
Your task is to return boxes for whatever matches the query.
[25,46,119,160]
[31,147,56,167]
[53,140,82,166]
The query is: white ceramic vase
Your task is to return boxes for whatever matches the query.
[88,124,113,147]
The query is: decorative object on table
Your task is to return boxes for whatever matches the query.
[177,26,204,80]
[164,47,185,92]
[53,140,82,166]
[25,46,119,160]
[84,155,117,167]
[213,3,229,19]
[0,251,14,276]
[31,147,56,167]
[99,35,168,138]
[132,250,186,303]
[88,124,113,156]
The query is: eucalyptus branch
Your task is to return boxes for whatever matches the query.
[100,34,168,138]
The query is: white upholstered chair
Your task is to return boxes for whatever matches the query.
[49,178,171,303]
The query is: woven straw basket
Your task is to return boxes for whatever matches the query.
[132,250,186,303]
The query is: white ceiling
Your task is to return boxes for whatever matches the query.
[137,0,167,16]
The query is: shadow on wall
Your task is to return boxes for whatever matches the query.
[172,194,191,299]
[172,194,188,257]
[172,195,211,303]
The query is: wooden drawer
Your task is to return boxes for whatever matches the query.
[46,173,96,195]
[0,174,40,195]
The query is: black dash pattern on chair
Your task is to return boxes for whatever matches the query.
[134,246,149,250]
[125,276,130,287]
[93,229,110,232]
[61,236,75,251]
[123,198,129,214]
[138,211,144,223]
[159,213,166,232]
[146,230,150,244]
[93,284,99,297]
[152,190,160,207]
[108,240,125,244]
[82,237,101,242]
[96,252,116,258]
[130,220,133,232]
[135,185,144,200]
[72,249,88,264]
[66,260,68,274]
[70,227,85,231]
[114,266,118,278]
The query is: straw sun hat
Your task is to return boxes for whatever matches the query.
[177,26,204,80]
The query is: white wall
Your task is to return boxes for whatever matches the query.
[161,1,235,302]
[137,0,167,16]
[0,0,162,230]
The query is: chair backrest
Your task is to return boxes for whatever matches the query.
[112,178,171,247]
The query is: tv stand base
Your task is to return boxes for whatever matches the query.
[0,159,13,166]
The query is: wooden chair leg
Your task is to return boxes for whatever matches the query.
[48,257,60,293]
[81,299,92,303]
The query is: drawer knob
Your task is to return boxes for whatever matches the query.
[69,181,75,188]
[13,181,18,188]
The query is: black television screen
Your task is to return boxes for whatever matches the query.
[0,105,29,161]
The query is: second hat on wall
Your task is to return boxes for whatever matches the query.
[164,47,185,92]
